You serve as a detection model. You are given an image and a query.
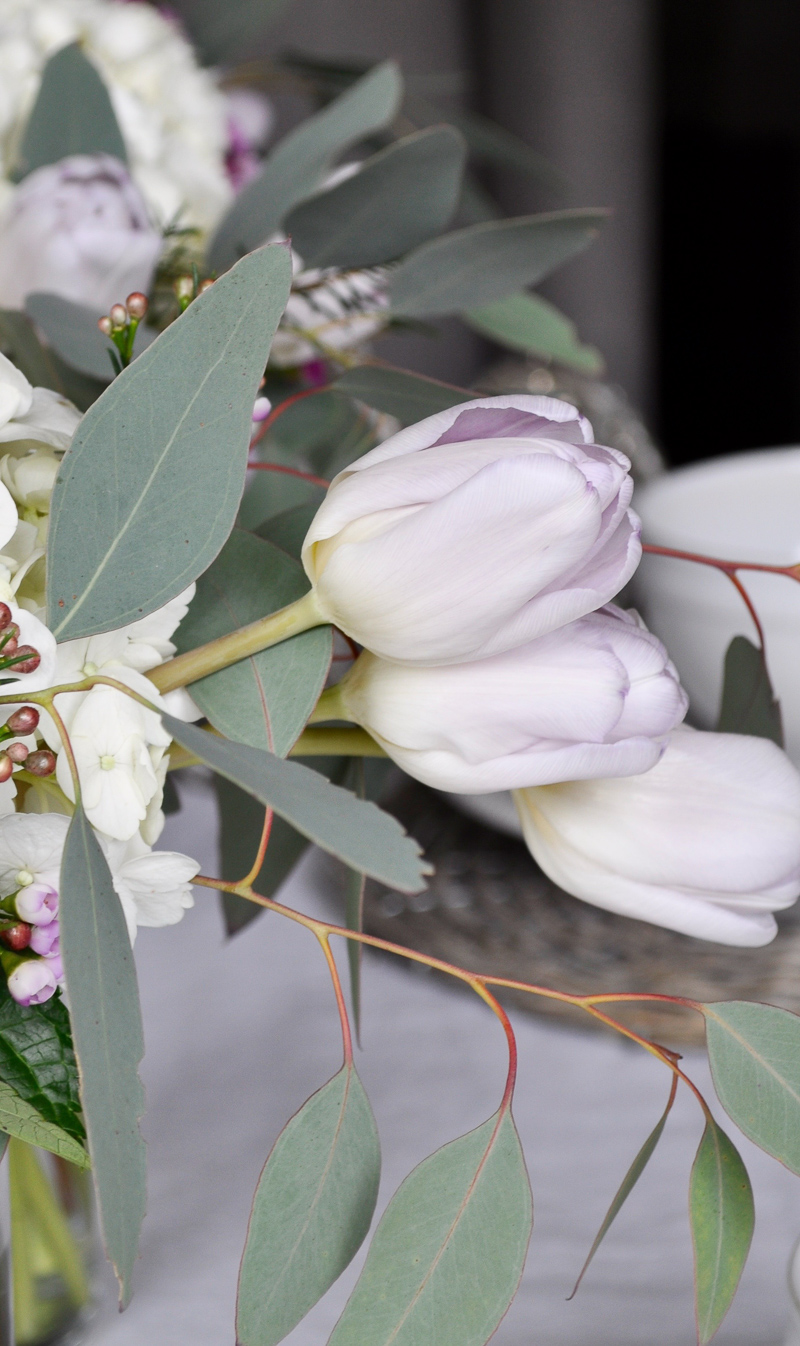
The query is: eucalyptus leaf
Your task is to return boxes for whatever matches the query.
[443,109,566,191]
[162,713,429,893]
[26,293,156,382]
[0,980,83,1141]
[690,1117,754,1343]
[172,529,331,756]
[237,1063,380,1346]
[0,1080,89,1169]
[13,43,127,180]
[46,242,293,641]
[285,127,466,270]
[716,635,784,746]
[208,62,403,274]
[390,209,607,318]
[238,462,326,531]
[703,1000,800,1174]
[255,501,320,561]
[0,309,63,391]
[60,807,146,1305]
[333,364,470,423]
[174,0,292,64]
[342,759,367,1041]
[465,291,604,375]
[329,1108,532,1346]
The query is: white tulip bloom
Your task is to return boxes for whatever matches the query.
[302,395,641,665]
[103,832,198,944]
[57,687,162,840]
[514,725,800,946]
[337,606,687,792]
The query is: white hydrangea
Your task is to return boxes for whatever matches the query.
[0,0,232,231]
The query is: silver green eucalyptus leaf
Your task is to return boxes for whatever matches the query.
[46,242,292,641]
[208,62,403,274]
[333,364,471,423]
[390,209,607,317]
[690,1117,754,1344]
[59,807,146,1307]
[284,126,467,270]
[465,291,604,375]
[12,42,127,180]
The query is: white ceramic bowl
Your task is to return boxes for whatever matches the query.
[633,446,800,765]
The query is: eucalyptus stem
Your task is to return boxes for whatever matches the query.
[148,589,325,694]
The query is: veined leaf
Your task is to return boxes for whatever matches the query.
[285,127,466,270]
[162,713,429,894]
[13,43,127,180]
[255,501,320,561]
[0,1080,89,1169]
[0,308,63,391]
[703,1000,800,1173]
[716,635,783,746]
[46,242,292,641]
[390,209,606,317]
[172,529,332,756]
[570,1076,677,1297]
[237,1063,380,1346]
[465,291,604,375]
[690,1117,754,1343]
[59,807,146,1305]
[328,1108,532,1346]
[333,364,471,423]
[0,981,83,1141]
[26,292,156,382]
[208,62,402,274]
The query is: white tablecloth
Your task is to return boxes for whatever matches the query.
[83,772,800,1346]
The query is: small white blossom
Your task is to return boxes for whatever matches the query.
[103,831,197,943]
[57,687,163,840]
[0,812,68,895]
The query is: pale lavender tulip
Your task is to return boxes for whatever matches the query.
[7,958,57,1005]
[337,605,686,791]
[302,395,641,665]
[514,725,800,946]
[0,154,163,312]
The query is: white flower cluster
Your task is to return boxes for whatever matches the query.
[0,351,199,1004]
[0,0,232,230]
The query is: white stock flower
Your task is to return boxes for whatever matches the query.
[0,811,68,895]
[303,395,642,665]
[103,831,197,943]
[514,725,800,947]
[0,0,232,231]
[338,606,687,792]
[57,686,164,840]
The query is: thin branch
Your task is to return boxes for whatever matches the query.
[316,931,353,1066]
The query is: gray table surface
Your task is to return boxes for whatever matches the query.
[81,771,800,1346]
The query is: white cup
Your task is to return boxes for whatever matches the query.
[633,447,800,767]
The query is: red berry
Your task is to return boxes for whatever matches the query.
[26,750,56,777]
[7,707,39,734]
[5,743,27,764]
[0,923,31,951]
[10,647,40,674]
[0,605,12,631]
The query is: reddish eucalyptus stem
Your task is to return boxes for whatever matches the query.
[640,542,787,652]
[249,385,332,450]
[241,807,273,889]
[317,932,353,1065]
[472,981,518,1109]
[248,462,331,488]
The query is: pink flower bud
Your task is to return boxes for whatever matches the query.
[110,303,128,328]
[5,743,27,764]
[10,647,40,674]
[252,396,271,423]
[0,604,12,631]
[16,883,58,925]
[199,278,214,294]
[44,953,63,982]
[98,315,112,335]
[25,750,56,777]
[0,755,13,783]
[0,923,30,951]
[8,707,39,734]
[8,959,57,1005]
[126,291,148,319]
[175,275,193,300]
[29,922,58,956]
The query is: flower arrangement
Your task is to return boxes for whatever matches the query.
[0,11,798,1346]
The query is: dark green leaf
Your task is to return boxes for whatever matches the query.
[176,0,292,64]
[208,63,403,274]
[239,466,325,531]
[690,1117,754,1343]
[237,1063,380,1346]
[26,293,156,382]
[285,127,466,270]
[0,981,83,1141]
[465,291,604,375]
[0,1080,89,1168]
[255,501,320,561]
[172,529,331,756]
[162,771,180,815]
[60,807,146,1305]
[46,242,293,641]
[716,635,783,746]
[333,364,470,423]
[329,1108,532,1346]
[570,1077,677,1298]
[703,1000,800,1174]
[13,43,127,180]
[390,209,607,318]
[163,712,429,893]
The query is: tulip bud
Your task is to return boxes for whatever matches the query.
[15,883,57,925]
[9,646,40,674]
[0,755,12,783]
[7,959,57,1005]
[7,707,39,735]
[109,302,128,329]
[25,750,56,777]
[29,922,58,956]
[126,291,148,320]
[5,743,27,764]
[514,725,800,947]
[98,315,112,336]
[0,923,30,951]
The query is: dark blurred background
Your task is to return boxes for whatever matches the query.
[174,0,800,467]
